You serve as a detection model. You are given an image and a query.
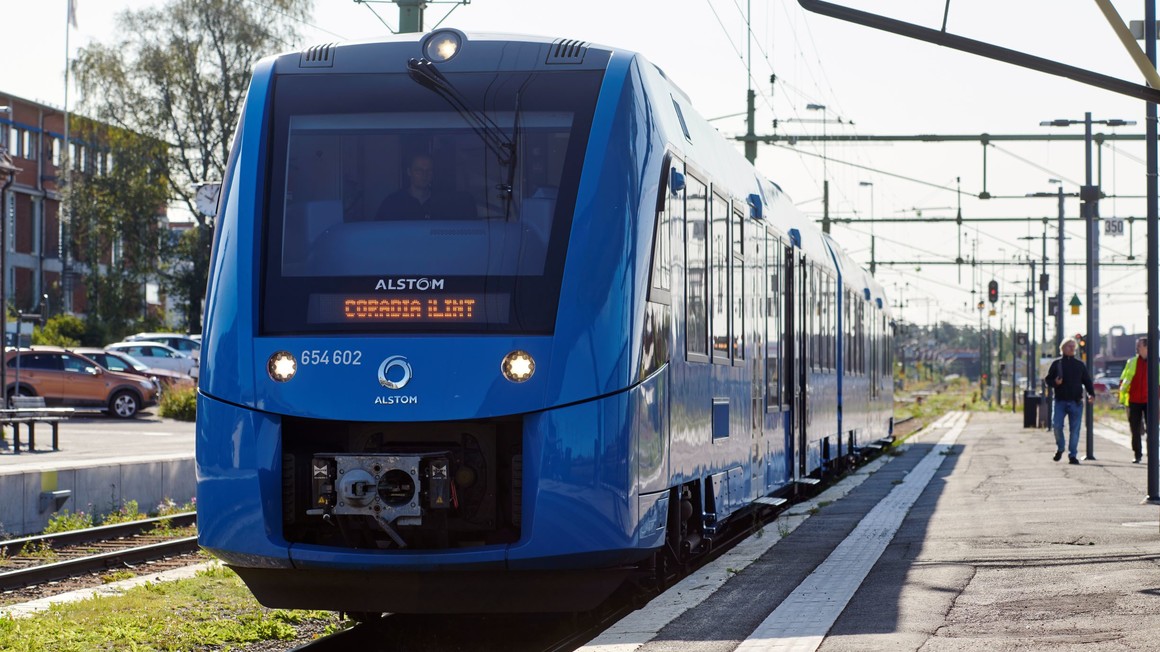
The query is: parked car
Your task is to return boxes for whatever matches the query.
[1093,375,1122,394]
[105,342,198,378]
[72,347,195,393]
[3,346,158,418]
[125,332,201,362]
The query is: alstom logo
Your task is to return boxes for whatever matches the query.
[375,278,445,291]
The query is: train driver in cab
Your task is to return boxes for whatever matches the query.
[376,152,476,220]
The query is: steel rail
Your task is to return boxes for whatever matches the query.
[0,536,201,591]
[0,512,196,554]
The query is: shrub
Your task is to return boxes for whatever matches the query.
[160,386,197,421]
[31,314,86,347]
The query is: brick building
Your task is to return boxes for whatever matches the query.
[0,92,168,323]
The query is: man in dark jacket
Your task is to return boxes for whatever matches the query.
[1044,338,1095,464]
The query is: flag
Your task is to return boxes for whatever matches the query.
[67,0,78,29]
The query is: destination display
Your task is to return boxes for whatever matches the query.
[308,293,510,324]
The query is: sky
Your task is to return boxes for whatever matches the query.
[6,0,1159,338]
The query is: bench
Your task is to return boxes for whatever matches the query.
[3,397,74,453]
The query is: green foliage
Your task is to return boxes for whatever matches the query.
[43,509,94,534]
[73,0,314,332]
[64,123,170,344]
[155,497,196,517]
[100,500,144,526]
[151,497,198,537]
[18,540,58,560]
[159,385,197,421]
[31,314,86,347]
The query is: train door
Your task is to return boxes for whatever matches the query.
[782,245,801,485]
[796,256,810,480]
[750,222,764,473]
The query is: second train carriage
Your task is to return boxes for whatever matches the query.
[196,29,893,614]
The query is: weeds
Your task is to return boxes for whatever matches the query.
[18,540,57,560]
[43,509,94,534]
[100,500,144,526]
[102,570,136,583]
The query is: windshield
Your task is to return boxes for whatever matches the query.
[111,352,150,373]
[262,70,603,335]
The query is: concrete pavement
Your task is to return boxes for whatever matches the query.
[589,410,1160,651]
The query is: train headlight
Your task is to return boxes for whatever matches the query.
[501,350,535,383]
[268,351,297,383]
[423,30,462,63]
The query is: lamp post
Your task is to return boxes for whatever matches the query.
[807,103,829,233]
[0,113,22,410]
[1026,179,1076,351]
[1040,114,1134,460]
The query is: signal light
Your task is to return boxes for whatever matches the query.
[987,280,999,304]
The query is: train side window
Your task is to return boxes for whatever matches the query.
[731,206,744,363]
[765,233,782,409]
[821,274,830,371]
[858,300,865,374]
[685,174,709,361]
[872,306,878,389]
[649,165,675,305]
[831,277,838,371]
[710,191,730,364]
[811,264,820,371]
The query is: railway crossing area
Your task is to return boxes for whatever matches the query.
[582,411,1160,652]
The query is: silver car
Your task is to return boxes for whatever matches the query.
[125,332,202,362]
[106,341,199,378]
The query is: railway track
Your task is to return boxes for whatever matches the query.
[0,512,199,594]
[292,440,892,651]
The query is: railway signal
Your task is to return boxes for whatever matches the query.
[988,280,999,304]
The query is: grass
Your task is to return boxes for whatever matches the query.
[0,565,346,651]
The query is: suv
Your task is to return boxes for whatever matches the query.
[4,347,158,418]
[125,333,201,361]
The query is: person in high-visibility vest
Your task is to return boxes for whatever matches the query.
[1119,337,1149,464]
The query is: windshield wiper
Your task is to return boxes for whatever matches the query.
[406,58,516,194]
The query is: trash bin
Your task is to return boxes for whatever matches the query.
[1038,393,1051,428]
[1023,391,1040,428]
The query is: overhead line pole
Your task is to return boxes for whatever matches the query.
[1145,0,1159,504]
[1058,185,1066,347]
[1085,113,1098,460]
[743,132,1147,144]
[869,260,1143,268]
[825,215,1087,224]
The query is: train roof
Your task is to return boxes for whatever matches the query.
[821,232,891,316]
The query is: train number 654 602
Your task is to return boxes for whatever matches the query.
[299,349,362,366]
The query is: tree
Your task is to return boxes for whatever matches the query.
[72,0,312,331]
[65,122,170,344]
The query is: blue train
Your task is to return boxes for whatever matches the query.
[196,29,894,614]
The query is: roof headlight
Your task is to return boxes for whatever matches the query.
[268,351,297,383]
[501,350,535,383]
[423,30,463,63]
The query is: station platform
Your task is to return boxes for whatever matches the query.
[582,410,1160,651]
[0,413,194,536]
